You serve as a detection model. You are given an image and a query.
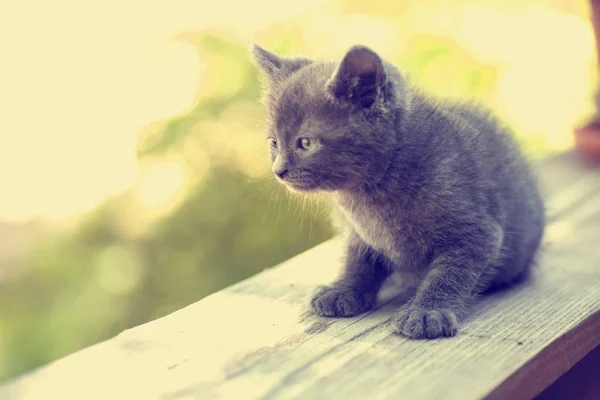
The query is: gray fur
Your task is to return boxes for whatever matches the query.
[251,44,545,339]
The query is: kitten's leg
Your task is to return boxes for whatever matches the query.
[312,234,391,317]
[391,221,503,339]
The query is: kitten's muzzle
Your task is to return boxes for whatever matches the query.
[273,169,288,179]
[273,167,289,179]
[272,154,290,179]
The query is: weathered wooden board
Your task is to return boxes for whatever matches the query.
[1,152,599,400]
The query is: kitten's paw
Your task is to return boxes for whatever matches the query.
[390,306,458,339]
[311,285,376,317]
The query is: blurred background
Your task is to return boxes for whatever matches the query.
[0,0,595,381]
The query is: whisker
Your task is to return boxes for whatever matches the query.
[261,184,274,224]
[276,185,282,223]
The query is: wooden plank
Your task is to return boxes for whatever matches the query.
[487,312,600,400]
[537,345,600,400]
[1,152,600,400]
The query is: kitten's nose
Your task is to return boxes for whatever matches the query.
[274,167,288,179]
[272,156,289,179]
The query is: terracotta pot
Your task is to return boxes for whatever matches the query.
[574,121,600,163]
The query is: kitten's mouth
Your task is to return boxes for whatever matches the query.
[283,179,317,192]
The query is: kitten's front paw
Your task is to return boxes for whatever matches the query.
[390,306,458,339]
[311,285,376,317]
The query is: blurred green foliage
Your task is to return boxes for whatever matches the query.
[0,32,336,381]
[0,0,593,381]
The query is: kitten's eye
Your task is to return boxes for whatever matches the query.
[268,138,278,150]
[299,137,315,151]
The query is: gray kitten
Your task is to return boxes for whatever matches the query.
[251,44,545,339]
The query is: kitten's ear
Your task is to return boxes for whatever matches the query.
[250,44,312,84]
[326,46,386,108]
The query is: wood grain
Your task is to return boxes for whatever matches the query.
[1,152,599,400]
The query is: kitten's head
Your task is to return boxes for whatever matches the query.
[251,44,404,193]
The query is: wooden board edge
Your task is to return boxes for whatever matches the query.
[485,309,600,400]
